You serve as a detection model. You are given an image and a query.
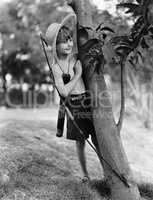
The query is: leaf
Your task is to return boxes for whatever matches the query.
[116,45,134,52]
[137,51,143,60]
[143,28,149,35]
[102,33,107,40]
[100,27,115,33]
[110,36,131,46]
[135,54,139,64]
[141,38,149,49]
[119,40,133,47]
[116,51,124,58]
[115,45,134,58]
[135,0,142,4]
[117,3,140,17]
[79,25,93,32]
[128,59,136,68]
[131,23,149,47]
[148,27,153,34]
[125,8,136,15]
[131,16,144,34]
[128,59,139,72]
[132,10,142,17]
[95,22,103,31]
[81,38,101,52]
[150,35,153,39]
[84,26,93,31]
[117,3,139,11]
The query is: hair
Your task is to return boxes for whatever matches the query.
[56,26,73,44]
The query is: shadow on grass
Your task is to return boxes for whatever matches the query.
[90,179,111,198]
[138,183,153,199]
[90,179,153,200]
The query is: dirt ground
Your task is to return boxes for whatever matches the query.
[0,107,153,200]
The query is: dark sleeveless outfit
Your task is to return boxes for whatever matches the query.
[65,91,96,141]
[56,59,96,141]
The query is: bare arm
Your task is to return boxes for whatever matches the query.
[53,60,82,97]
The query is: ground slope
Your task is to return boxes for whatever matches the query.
[0,108,152,200]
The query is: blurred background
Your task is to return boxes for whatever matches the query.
[0,0,153,199]
[0,0,152,129]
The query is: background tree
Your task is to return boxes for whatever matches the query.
[0,0,70,105]
[115,0,153,129]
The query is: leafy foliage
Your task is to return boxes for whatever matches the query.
[79,23,115,41]
[117,0,151,19]
[0,0,68,87]
[110,0,153,64]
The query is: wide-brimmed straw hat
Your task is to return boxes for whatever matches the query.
[45,23,61,45]
[45,13,77,46]
[45,13,78,65]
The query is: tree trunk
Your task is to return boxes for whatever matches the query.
[72,0,93,27]
[71,0,141,199]
[89,74,140,200]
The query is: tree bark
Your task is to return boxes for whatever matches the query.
[71,0,141,199]
[71,0,93,27]
[89,73,140,200]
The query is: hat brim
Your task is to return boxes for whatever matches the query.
[53,13,77,46]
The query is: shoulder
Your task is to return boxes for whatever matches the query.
[70,53,81,64]
[70,53,78,62]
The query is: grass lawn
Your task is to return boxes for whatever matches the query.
[0,108,153,200]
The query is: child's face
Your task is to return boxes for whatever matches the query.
[56,37,73,55]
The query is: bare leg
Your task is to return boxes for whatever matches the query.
[76,140,89,180]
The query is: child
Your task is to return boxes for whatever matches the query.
[45,13,100,181]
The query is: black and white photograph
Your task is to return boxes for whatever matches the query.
[0,0,153,199]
